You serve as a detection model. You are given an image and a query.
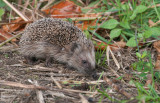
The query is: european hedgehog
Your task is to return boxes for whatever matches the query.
[19,18,96,75]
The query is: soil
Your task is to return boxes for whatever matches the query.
[0,43,157,103]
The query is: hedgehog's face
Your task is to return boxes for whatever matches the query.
[67,42,96,76]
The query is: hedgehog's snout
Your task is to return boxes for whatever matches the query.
[84,67,97,79]
[82,62,96,76]
[91,71,98,80]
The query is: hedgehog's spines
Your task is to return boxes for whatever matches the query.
[20,18,91,48]
[19,18,95,75]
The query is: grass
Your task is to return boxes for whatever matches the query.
[86,0,160,102]
[97,51,160,102]
[95,45,107,65]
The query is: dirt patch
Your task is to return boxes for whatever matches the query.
[0,44,157,103]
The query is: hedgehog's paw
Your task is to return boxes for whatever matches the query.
[45,57,54,67]
[24,56,40,65]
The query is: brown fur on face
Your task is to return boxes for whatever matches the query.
[67,41,95,75]
[19,18,96,75]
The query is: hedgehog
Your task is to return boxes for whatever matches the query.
[19,18,96,76]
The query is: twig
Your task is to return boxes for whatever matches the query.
[2,0,29,21]
[36,0,44,10]
[150,20,160,27]
[106,45,110,66]
[79,93,89,103]
[22,0,30,13]
[66,17,103,21]
[59,79,104,85]
[41,0,55,10]
[108,66,121,78]
[34,81,45,103]
[63,88,98,94]
[0,21,33,25]
[9,95,18,103]
[0,80,47,90]
[87,0,102,13]
[51,75,62,89]
[103,76,132,99]
[77,0,85,6]
[12,2,44,18]
[96,64,121,79]
[48,91,75,100]
[0,32,22,47]
[108,46,120,69]
[30,65,59,72]
[33,73,84,77]
[0,80,98,94]
[92,37,103,43]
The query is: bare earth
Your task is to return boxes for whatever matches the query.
[0,44,157,103]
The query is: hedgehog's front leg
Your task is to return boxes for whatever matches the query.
[45,57,54,67]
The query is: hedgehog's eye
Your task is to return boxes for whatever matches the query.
[82,60,91,69]
[82,60,88,64]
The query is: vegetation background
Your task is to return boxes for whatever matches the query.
[0,0,160,102]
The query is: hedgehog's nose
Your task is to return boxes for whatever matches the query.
[89,66,98,79]
[91,71,98,80]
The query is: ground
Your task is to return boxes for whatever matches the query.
[0,43,157,103]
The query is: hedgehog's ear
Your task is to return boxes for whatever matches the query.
[71,42,79,52]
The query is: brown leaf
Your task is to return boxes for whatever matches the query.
[153,41,160,53]
[150,20,160,27]
[95,41,126,51]
[150,4,160,8]
[149,19,155,27]
[43,0,82,18]
[0,35,6,42]
[155,59,160,70]
[43,0,99,30]
[145,74,159,90]
[95,42,107,50]
[145,74,152,87]
[110,41,126,51]
[153,40,160,70]
[75,20,97,30]
[0,29,16,42]
[77,13,100,30]
[2,17,25,32]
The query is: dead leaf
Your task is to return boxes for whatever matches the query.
[2,17,26,33]
[0,29,16,42]
[95,42,107,50]
[153,40,160,70]
[110,41,126,51]
[155,59,160,70]
[75,20,97,30]
[77,13,100,30]
[95,41,126,51]
[149,19,155,27]
[150,19,160,27]
[43,0,100,30]
[0,35,6,42]
[123,73,133,81]
[79,93,89,103]
[150,4,160,8]
[0,17,26,42]
[43,0,82,18]
[153,41,160,53]
[145,74,152,87]
[145,74,158,90]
